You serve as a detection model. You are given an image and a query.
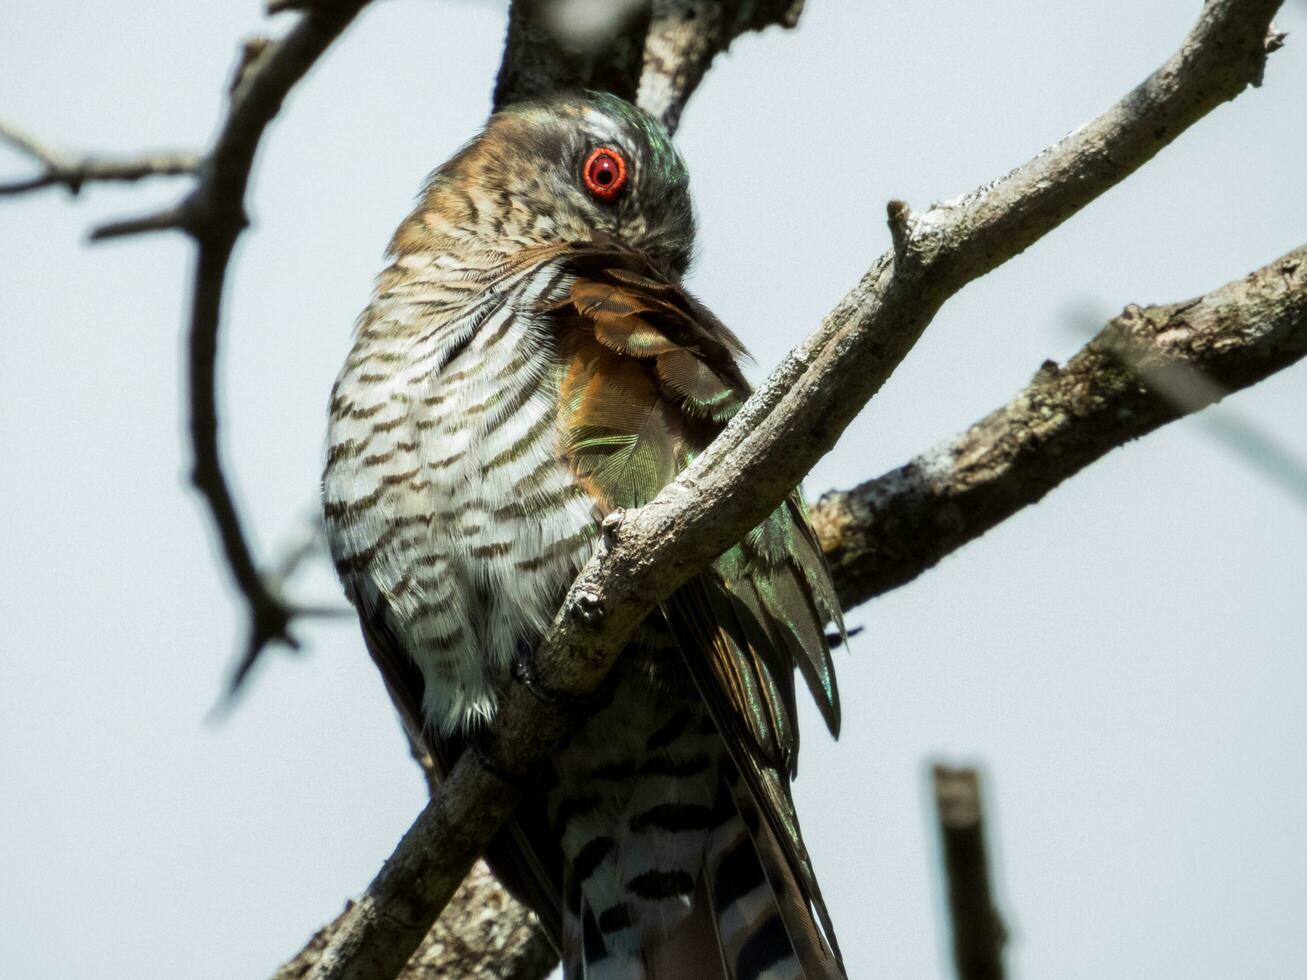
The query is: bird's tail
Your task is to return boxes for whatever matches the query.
[701,764,844,980]
[563,767,844,980]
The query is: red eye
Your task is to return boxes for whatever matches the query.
[583,147,628,201]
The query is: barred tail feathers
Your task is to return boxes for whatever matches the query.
[563,769,841,980]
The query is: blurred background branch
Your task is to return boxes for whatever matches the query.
[934,766,1007,980]
[0,119,198,196]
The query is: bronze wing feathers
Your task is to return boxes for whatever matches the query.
[550,245,842,760]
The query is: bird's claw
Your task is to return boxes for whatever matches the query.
[511,653,561,705]
[512,640,606,713]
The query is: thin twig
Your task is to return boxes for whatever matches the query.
[90,205,192,240]
[226,514,350,693]
[285,4,1286,977]
[0,119,198,196]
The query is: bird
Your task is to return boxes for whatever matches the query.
[324,90,847,980]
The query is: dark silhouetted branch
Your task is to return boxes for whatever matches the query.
[2,7,373,691]
[81,3,374,691]
[934,766,1007,980]
[493,0,805,132]
[494,0,652,112]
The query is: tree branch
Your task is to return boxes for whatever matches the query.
[73,3,373,692]
[934,766,1007,980]
[291,225,1307,980]
[494,0,652,113]
[811,243,1307,608]
[0,119,198,196]
[3,9,374,690]
[274,862,556,980]
[284,2,1286,977]
[637,0,804,132]
[493,0,805,132]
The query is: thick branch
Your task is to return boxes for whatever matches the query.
[934,767,1007,980]
[275,862,555,980]
[637,0,804,132]
[812,244,1307,608]
[287,3,1284,977]
[493,0,804,132]
[493,0,652,112]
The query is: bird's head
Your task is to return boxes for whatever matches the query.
[401,92,695,278]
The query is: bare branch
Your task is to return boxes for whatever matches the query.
[493,0,805,132]
[934,767,1007,980]
[0,119,198,196]
[92,3,373,682]
[493,0,652,112]
[637,0,805,131]
[2,5,374,691]
[89,205,192,241]
[285,3,1286,977]
[812,244,1307,608]
[275,862,555,980]
[224,514,353,694]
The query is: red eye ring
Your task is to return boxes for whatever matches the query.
[583,147,628,201]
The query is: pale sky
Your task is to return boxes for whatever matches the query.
[2,2,1306,978]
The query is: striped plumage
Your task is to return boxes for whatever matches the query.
[324,92,846,979]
